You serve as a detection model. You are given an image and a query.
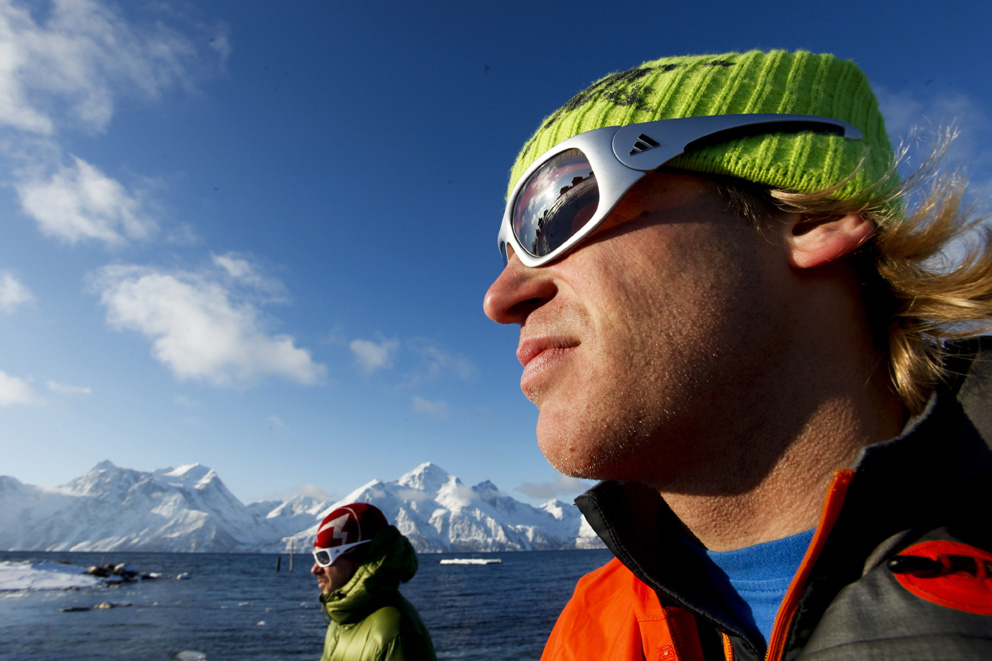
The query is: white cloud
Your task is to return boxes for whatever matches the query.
[445,482,478,507]
[346,336,475,385]
[399,340,475,387]
[350,338,399,375]
[517,475,594,500]
[876,87,992,194]
[16,155,157,247]
[89,264,325,387]
[212,252,287,302]
[46,380,91,398]
[417,343,475,380]
[213,253,254,280]
[412,396,450,420]
[0,371,38,405]
[878,89,986,149]
[0,0,210,135]
[0,270,35,313]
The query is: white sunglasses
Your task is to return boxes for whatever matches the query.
[497,113,863,268]
[312,539,371,567]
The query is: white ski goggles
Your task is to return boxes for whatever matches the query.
[312,539,370,567]
[497,113,863,268]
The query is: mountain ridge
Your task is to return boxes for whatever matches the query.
[0,461,603,553]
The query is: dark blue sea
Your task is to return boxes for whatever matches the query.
[0,549,613,660]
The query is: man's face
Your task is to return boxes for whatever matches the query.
[311,555,360,595]
[483,172,794,490]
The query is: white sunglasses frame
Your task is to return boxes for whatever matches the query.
[312,539,371,567]
[497,113,863,268]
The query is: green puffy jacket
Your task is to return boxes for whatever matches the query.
[319,525,436,661]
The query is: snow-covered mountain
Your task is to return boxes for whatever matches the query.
[289,462,603,553]
[0,461,602,553]
[0,461,289,552]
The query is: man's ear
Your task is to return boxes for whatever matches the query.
[785,213,874,269]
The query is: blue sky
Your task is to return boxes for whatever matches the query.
[1,0,990,506]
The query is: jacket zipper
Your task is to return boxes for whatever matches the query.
[762,469,855,661]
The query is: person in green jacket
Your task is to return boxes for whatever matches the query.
[311,502,436,661]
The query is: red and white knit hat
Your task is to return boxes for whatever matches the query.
[313,503,388,565]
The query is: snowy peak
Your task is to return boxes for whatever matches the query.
[473,480,501,496]
[435,476,474,510]
[62,461,140,496]
[0,475,25,491]
[3,462,267,552]
[264,494,326,519]
[154,463,215,488]
[540,499,571,520]
[397,462,451,495]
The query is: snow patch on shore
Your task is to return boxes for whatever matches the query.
[0,560,100,591]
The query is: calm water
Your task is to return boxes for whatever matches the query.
[0,549,613,660]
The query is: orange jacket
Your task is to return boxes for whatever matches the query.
[542,557,711,661]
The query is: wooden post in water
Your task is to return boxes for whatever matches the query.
[289,539,295,572]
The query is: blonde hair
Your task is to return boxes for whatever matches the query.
[717,133,992,415]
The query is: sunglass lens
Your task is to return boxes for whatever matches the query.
[512,149,599,258]
[315,549,333,566]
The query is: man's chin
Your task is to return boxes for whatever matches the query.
[539,443,601,481]
[538,433,626,482]
[537,420,596,479]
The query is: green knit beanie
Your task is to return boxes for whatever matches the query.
[507,50,895,202]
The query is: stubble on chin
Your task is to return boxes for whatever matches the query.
[522,383,541,406]
[536,394,663,483]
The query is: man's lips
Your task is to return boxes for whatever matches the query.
[517,337,577,367]
[517,336,579,391]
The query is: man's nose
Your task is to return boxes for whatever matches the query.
[483,248,557,325]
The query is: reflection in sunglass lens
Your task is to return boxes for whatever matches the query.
[314,549,333,566]
[512,149,599,258]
